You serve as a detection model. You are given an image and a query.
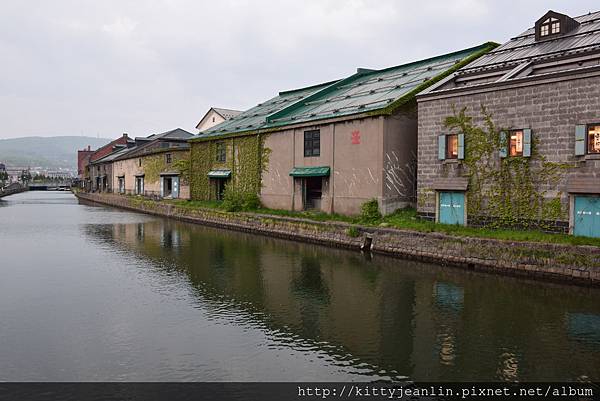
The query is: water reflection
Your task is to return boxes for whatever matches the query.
[82,214,600,381]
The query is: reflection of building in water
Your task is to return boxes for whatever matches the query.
[567,313,600,345]
[496,351,519,381]
[89,218,600,381]
[434,282,464,312]
[259,249,417,373]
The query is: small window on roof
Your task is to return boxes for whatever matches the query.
[540,17,560,37]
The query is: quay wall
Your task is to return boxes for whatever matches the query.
[75,192,600,287]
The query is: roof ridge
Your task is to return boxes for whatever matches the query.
[357,42,498,77]
[278,79,340,95]
[509,10,600,41]
[266,42,495,125]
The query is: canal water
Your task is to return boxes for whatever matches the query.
[0,191,599,382]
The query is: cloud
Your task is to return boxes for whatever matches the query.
[0,0,597,139]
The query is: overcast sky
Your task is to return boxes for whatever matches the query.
[0,1,597,139]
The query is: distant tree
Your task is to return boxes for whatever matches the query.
[20,170,32,186]
[0,170,8,187]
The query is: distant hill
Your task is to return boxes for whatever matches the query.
[0,136,111,170]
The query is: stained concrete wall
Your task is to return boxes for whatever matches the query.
[261,106,417,215]
[112,150,190,199]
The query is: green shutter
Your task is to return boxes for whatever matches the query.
[575,125,586,156]
[523,129,531,157]
[438,134,446,160]
[457,133,465,160]
[499,131,508,158]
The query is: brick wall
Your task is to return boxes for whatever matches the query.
[417,74,600,226]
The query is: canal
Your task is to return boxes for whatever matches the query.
[0,191,599,382]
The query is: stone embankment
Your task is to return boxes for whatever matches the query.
[0,183,26,199]
[75,192,600,286]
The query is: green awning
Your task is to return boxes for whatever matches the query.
[208,169,231,178]
[289,166,330,177]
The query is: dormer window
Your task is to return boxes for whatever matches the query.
[535,11,579,42]
[540,17,560,37]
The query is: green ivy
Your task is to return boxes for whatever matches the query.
[190,134,271,202]
[141,151,190,184]
[360,199,381,224]
[444,106,573,230]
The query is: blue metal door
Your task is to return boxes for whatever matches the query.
[574,196,600,238]
[439,191,465,225]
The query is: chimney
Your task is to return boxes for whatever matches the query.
[88,145,91,151]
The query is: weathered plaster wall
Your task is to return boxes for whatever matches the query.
[112,149,190,199]
[262,109,417,216]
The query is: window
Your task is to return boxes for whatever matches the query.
[212,117,215,122]
[138,158,142,167]
[540,17,560,37]
[135,176,144,195]
[552,21,561,34]
[446,134,459,159]
[588,125,600,154]
[509,130,524,157]
[165,153,172,164]
[216,142,226,162]
[304,130,320,157]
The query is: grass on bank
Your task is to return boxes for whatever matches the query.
[163,198,600,248]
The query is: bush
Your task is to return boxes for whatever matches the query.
[360,199,382,223]
[221,187,261,212]
[346,226,360,238]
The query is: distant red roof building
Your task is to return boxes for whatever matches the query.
[77,133,132,184]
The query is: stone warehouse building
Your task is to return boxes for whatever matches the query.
[416,10,600,237]
[88,134,134,192]
[190,43,496,215]
[112,128,194,199]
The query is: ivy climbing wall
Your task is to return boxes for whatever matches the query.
[416,74,600,231]
[112,148,191,198]
[189,134,270,201]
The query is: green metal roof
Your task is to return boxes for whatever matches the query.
[193,43,495,141]
[194,81,337,140]
[207,169,231,178]
[289,166,330,177]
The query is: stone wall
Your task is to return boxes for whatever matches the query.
[0,184,26,198]
[76,192,600,286]
[417,74,600,227]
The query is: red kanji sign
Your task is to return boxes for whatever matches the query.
[351,130,360,144]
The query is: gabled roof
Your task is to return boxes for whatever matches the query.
[146,128,195,141]
[113,128,194,161]
[459,10,600,73]
[213,108,242,119]
[91,145,137,164]
[195,107,243,130]
[266,44,494,128]
[89,135,133,162]
[193,42,495,141]
[194,81,337,139]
